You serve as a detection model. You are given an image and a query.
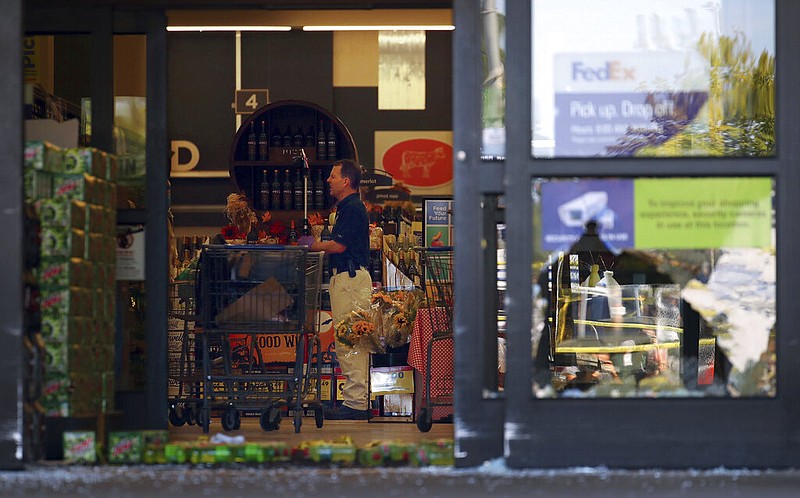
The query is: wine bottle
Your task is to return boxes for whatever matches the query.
[288,220,298,245]
[293,169,304,211]
[293,127,304,147]
[397,251,408,276]
[192,235,202,259]
[258,121,269,161]
[259,169,270,211]
[305,126,315,148]
[321,219,332,241]
[316,120,327,161]
[371,250,383,283]
[282,168,293,210]
[301,218,310,237]
[384,206,397,236]
[271,127,282,147]
[282,127,292,147]
[181,248,192,271]
[407,251,420,285]
[246,122,257,161]
[270,169,282,210]
[314,170,325,210]
[326,123,337,160]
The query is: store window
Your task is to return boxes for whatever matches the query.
[531,176,775,398]
[532,0,775,158]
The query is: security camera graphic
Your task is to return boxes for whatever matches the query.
[557,191,615,230]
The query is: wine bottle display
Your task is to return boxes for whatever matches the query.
[293,127,304,147]
[247,122,257,161]
[314,170,325,210]
[271,127,282,147]
[293,169,304,211]
[282,169,293,209]
[258,121,268,161]
[259,169,270,211]
[270,169,281,210]
[282,127,292,147]
[321,219,332,241]
[305,126,315,148]
[326,124,337,160]
[316,120,327,161]
[288,220,298,245]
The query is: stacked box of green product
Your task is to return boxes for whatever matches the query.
[358,440,417,467]
[64,433,455,467]
[108,430,169,464]
[26,140,119,419]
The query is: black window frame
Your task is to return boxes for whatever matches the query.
[453,0,800,468]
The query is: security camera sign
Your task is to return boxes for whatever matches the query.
[541,179,634,251]
[540,178,772,251]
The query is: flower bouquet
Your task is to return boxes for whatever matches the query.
[370,288,424,352]
[334,307,380,355]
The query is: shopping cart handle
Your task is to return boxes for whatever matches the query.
[418,246,453,252]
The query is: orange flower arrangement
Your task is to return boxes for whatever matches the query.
[334,309,377,350]
[376,289,423,349]
[308,212,325,227]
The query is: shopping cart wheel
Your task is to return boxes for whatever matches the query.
[184,405,197,426]
[197,407,210,433]
[314,408,324,429]
[221,406,240,432]
[259,406,281,432]
[168,406,185,427]
[416,407,433,432]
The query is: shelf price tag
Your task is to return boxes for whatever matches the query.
[234,89,269,115]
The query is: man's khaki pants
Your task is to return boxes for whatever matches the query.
[329,268,373,410]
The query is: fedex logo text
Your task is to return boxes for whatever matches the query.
[572,61,635,82]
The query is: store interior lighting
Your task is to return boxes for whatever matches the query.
[166,26,292,32]
[166,25,453,32]
[302,25,454,31]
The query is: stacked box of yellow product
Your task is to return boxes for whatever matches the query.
[26,140,118,419]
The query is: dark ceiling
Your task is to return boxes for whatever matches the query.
[26,0,452,9]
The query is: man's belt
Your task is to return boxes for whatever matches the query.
[331,260,367,277]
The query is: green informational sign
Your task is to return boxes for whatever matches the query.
[634,177,772,249]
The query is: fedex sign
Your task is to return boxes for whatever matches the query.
[572,61,635,82]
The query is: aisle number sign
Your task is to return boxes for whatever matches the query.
[235,89,269,115]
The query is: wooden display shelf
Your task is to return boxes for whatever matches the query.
[229,100,358,214]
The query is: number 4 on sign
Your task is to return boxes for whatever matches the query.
[234,89,269,115]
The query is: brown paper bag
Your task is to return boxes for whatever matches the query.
[215,276,294,325]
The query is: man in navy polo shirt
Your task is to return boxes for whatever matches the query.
[298,159,372,420]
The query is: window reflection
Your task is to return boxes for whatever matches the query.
[481,0,506,160]
[532,0,775,158]
[532,177,776,398]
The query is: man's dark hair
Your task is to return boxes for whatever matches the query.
[336,159,361,189]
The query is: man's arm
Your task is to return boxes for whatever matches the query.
[309,239,346,254]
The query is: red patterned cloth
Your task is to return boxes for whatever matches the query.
[408,307,454,420]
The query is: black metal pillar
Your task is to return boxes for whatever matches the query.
[452,0,505,467]
[0,0,24,471]
[144,11,169,429]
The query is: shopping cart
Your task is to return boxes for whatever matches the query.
[413,246,454,432]
[196,245,324,434]
[167,274,203,428]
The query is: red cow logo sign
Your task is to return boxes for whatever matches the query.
[383,139,453,187]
